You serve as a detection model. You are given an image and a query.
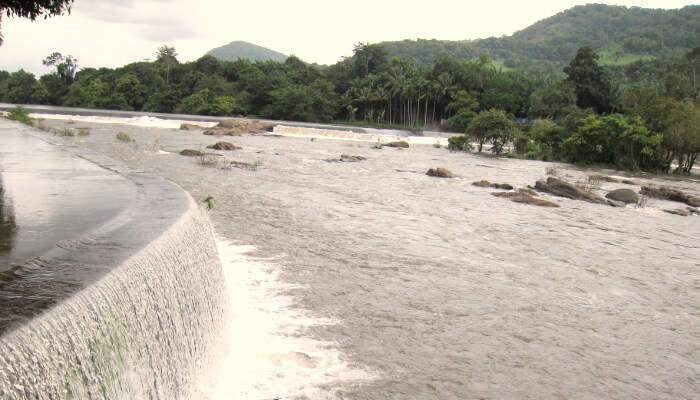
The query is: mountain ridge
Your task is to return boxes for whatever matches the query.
[206,40,287,62]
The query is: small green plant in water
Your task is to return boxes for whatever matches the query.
[204,196,214,210]
[6,105,33,126]
[55,128,74,137]
[116,132,133,142]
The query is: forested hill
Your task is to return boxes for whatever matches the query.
[381,4,699,72]
[206,41,287,62]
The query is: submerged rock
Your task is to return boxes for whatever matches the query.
[492,191,560,207]
[534,177,608,205]
[179,123,202,131]
[384,141,410,148]
[207,141,241,151]
[640,185,700,207]
[179,149,205,157]
[340,154,367,162]
[588,174,619,183]
[426,168,454,178]
[605,188,639,204]
[472,180,513,190]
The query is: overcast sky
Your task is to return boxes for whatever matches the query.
[1,0,696,76]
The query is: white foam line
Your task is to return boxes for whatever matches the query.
[29,113,217,129]
[211,239,374,400]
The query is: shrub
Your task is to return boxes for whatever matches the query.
[116,132,133,142]
[6,105,32,125]
[447,135,471,151]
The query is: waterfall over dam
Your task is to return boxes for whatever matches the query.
[0,120,228,399]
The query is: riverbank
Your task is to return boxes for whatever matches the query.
[30,115,700,399]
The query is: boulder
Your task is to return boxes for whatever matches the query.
[179,123,202,131]
[472,180,491,187]
[493,183,514,190]
[640,185,700,207]
[207,141,241,151]
[179,149,204,157]
[492,191,560,207]
[534,177,608,205]
[605,188,639,204]
[426,168,454,178]
[384,141,410,148]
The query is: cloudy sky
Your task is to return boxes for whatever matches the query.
[1,0,696,76]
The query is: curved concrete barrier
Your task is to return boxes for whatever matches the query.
[0,121,228,399]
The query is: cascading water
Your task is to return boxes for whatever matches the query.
[0,121,229,399]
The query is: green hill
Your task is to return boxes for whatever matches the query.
[206,41,287,62]
[380,4,699,72]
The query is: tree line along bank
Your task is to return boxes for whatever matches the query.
[1,44,698,174]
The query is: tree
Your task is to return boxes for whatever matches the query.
[1,0,74,45]
[156,45,178,84]
[564,46,612,114]
[42,52,77,83]
[352,43,387,78]
[466,109,516,154]
[562,114,664,171]
[445,90,478,132]
[664,100,700,174]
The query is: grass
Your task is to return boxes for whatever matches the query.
[55,128,74,137]
[116,132,133,142]
[597,44,656,66]
[5,105,32,126]
[77,128,91,136]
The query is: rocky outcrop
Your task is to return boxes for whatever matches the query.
[180,149,205,157]
[384,141,410,148]
[203,119,275,136]
[426,168,454,178]
[605,188,639,204]
[640,185,700,207]
[492,191,560,207]
[207,141,241,151]
[472,180,513,190]
[534,177,608,205]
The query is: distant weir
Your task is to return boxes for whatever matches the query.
[0,121,228,399]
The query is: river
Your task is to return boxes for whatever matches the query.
[29,114,700,399]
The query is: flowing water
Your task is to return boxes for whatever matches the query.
[32,115,700,399]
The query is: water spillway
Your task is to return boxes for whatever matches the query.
[0,120,228,399]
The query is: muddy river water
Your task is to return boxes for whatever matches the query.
[31,115,700,399]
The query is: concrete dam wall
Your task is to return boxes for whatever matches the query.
[0,121,228,399]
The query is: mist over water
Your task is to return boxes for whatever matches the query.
[31,114,700,399]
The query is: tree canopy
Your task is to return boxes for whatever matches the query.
[0,0,74,45]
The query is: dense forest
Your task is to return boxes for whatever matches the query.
[0,5,698,174]
[381,4,699,72]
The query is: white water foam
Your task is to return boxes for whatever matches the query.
[29,113,216,129]
[211,240,373,400]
